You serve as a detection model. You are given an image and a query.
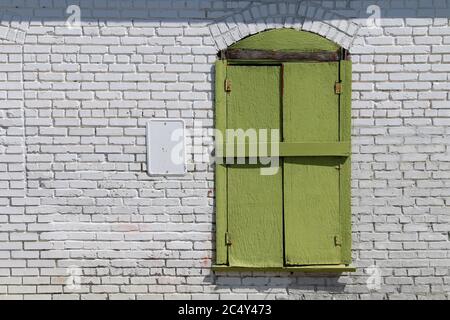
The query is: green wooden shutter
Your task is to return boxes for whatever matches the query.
[283,62,342,265]
[226,66,283,267]
[215,60,351,269]
[339,60,352,265]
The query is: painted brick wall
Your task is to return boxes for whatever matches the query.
[0,0,450,299]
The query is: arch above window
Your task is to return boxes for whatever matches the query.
[219,28,349,62]
[214,27,353,272]
[230,28,339,52]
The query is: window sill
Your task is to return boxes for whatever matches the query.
[212,264,355,273]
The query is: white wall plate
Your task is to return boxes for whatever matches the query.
[146,119,186,176]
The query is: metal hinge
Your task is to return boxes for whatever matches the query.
[225,232,232,246]
[335,81,342,94]
[224,79,231,92]
[334,235,342,246]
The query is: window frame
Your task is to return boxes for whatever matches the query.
[213,29,354,273]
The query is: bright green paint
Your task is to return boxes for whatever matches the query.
[222,142,350,157]
[226,66,281,132]
[340,60,352,264]
[283,62,344,265]
[214,60,228,265]
[226,66,283,267]
[283,62,340,142]
[279,142,350,156]
[229,29,339,52]
[228,164,283,267]
[284,157,342,265]
[214,29,352,270]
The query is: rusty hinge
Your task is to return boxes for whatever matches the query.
[225,232,232,246]
[334,235,342,246]
[335,81,342,94]
[224,79,231,92]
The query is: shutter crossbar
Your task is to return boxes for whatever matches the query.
[219,141,351,158]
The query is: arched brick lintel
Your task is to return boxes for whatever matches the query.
[208,2,362,52]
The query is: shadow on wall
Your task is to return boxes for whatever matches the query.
[0,0,448,21]
[210,272,347,297]
[0,0,446,44]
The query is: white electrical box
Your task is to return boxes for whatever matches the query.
[146,119,186,175]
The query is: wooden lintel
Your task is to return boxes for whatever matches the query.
[224,48,343,61]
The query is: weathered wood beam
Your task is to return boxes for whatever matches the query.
[223,49,343,61]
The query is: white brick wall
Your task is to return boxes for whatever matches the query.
[0,0,450,299]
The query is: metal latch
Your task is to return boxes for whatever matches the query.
[225,232,232,245]
[335,81,342,94]
[334,235,342,246]
[225,79,231,92]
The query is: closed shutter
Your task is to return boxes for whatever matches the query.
[216,60,351,268]
[283,62,342,265]
[226,66,283,267]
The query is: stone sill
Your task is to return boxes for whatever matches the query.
[212,264,356,273]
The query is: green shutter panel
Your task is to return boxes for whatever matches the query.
[226,66,283,267]
[214,60,228,265]
[283,62,343,265]
[215,59,351,269]
[339,60,352,264]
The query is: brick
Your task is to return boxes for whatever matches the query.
[0,1,448,301]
